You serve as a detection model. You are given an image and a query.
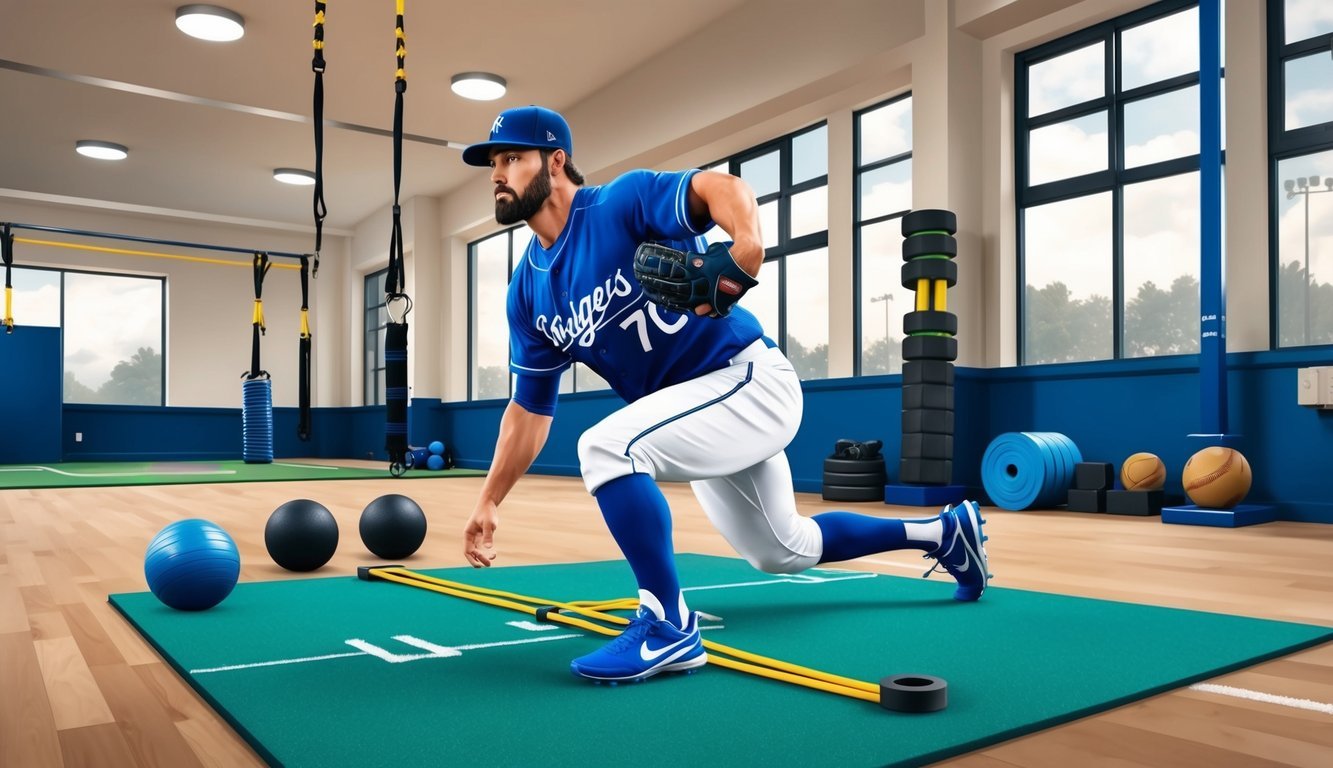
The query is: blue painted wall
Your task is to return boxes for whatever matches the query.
[4,337,1330,522]
[0,326,62,464]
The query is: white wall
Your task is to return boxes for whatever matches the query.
[6,0,1284,409]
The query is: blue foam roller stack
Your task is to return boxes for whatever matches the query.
[242,378,273,464]
[981,432,1082,510]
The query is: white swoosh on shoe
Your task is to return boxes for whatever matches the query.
[640,634,695,662]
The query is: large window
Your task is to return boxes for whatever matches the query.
[1017,0,1212,364]
[705,123,831,379]
[854,94,912,376]
[10,266,164,405]
[1269,0,1333,347]
[363,268,387,406]
[469,225,610,401]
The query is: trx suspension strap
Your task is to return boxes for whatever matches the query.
[384,0,412,477]
[242,253,274,463]
[298,0,326,443]
[298,255,313,441]
[2,223,13,334]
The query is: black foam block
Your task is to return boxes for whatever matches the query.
[901,433,954,460]
[903,384,954,411]
[902,360,955,386]
[1106,489,1164,516]
[1075,462,1115,491]
[902,335,957,361]
[902,408,954,435]
[1066,488,1106,513]
[899,458,952,485]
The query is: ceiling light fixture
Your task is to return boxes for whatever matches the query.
[175,5,245,42]
[75,140,129,161]
[450,72,507,101]
[273,168,316,186]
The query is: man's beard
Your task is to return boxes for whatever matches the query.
[495,162,551,225]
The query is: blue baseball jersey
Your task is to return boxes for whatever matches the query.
[507,169,765,403]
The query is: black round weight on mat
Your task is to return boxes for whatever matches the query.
[265,499,339,572]
[824,457,887,474]
[879,675,948,713]
[360,494,428,559]
[821,484,884,503]
[901,209,957,236]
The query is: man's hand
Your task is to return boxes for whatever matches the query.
[463,501,499,567]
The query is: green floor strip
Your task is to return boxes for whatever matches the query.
[0,460,484,489]
[110,554,1333,768]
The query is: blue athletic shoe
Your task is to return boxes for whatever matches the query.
[570,609,707,683]
[922,500,991,601]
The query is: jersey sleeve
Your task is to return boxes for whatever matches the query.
[506,274,572,378]
[622,169,713,240]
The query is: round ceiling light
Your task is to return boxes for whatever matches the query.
[75,140,129,161]
[175,5,245,42]
[450,72,507,101]
[273,168,316,186]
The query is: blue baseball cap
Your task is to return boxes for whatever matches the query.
[461,105,573,167]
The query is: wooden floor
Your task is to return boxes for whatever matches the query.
[2,472,1331,767]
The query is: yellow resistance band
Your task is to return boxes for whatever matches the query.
[253,299,266,332]
[934,279,948,312]
[915,278,929,311]
[15,237,300,271]
[369,566,881,705]
[3,286,12,331]
[300,308,311,339]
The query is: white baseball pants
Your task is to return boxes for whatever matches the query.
[577,340,823,574]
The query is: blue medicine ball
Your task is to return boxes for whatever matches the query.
[426,454,445,471]
[429,440,445,456]
[144,519,241,611]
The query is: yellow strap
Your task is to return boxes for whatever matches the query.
[915,278,929,311]
[300,309,311,338]
[252,299,265,331]
[371,567,881,702]
[14,237,299,270]
[934,279,948,312]
[3,285,12,330]
[314,10,325,26]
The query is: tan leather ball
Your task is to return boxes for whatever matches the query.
[1182,447,1252,509]
[1120,452,1166,491]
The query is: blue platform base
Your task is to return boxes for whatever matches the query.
[884,484,970,508]
[1162,503,1277,528]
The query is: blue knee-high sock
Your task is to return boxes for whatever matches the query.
[813,511,944,564]
[593,473,686,628]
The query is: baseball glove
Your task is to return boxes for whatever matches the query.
[632,241,758,318]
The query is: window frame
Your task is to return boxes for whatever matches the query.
[853,91,912,376]
[1265,0,1333,349]
[363,267,388,406]
[707,121,830,362]
[1015,0,1218,364]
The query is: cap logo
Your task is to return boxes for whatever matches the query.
[546,130,557,142]
[491,115,504,135]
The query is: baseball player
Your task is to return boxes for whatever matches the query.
[461,106,989,684]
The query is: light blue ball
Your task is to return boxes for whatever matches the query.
[144,519,241,611]
[426,454,445,471]
[428,440,445,456]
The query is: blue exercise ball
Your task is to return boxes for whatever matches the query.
[144,519,241,611]
[426,454,445,471]
[428,440,445,456]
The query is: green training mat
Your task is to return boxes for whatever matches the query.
[110,554,1333,768]
[0,460,484,489]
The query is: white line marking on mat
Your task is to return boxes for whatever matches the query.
[682,572,877,593]
[0,466,236,478]
[188,633,581,674]
[273,462,341,470]
[855,557,930,573]
[508,620,559,632]
[392,635,464,657]
[1189,683,1333,715]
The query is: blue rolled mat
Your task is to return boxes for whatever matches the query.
[242,378,274,464]
[981,432,1080,510]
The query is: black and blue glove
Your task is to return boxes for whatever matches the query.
[632,241,758,318]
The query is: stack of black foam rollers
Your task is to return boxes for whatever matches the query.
[899,209,958,486]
